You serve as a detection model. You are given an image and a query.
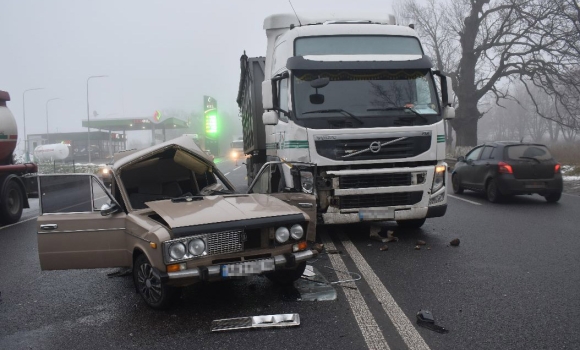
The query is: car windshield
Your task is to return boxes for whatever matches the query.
[293,69,441,126]
[505,145,553,161]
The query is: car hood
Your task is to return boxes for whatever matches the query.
[144,193,306,230]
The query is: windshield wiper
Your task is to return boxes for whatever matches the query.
[519,156,541,163]
[367,107,428,123]
[303,108,364,124]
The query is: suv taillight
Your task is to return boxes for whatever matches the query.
[555,164,561,174]
[498,162,513,174]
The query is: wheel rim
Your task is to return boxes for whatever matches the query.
[7,188,20,216]
[136,262,163,305]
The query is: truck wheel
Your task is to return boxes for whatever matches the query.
[0,180,23,225]
[133,254,180,310]
[266,261,307,285]
[396,218,426,229]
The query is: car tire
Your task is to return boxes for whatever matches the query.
[486,179,503,203]
[396,218,426,229]
[266,261,307,285]
[0,180,23,225]
[133,254,180,310]
[544,192,561,203]
[452,174,464,194]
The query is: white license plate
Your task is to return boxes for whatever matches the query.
[222,260,275,277]
[358,208,395,221]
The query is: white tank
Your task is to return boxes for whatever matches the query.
[34,143,70,161]
[0,91,18,164]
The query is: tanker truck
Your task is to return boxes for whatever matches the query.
[237,13,455,228]
[0,90,38,225]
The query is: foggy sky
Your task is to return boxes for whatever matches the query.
[1,0,394,151]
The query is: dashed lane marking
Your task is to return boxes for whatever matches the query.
[0,216,38,231]
[448,194,482,205]
[321,234,391,350]
[224,172,230,176]
[339,233,431,350]
[233,166,242,171]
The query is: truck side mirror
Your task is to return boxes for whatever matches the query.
[262,80,274,110]
[443,106,455,120]
[262,111,279,125]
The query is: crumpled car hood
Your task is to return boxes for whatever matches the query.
[144,193,305,229]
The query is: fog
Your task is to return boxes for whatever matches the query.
[1,0,395,151]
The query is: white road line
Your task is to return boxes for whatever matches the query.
[224,172,231,176]
[339,233,431,350]
[321,234,391,350]
[233,166,242,171]
[0,216,38,231]
[448,194,482,205]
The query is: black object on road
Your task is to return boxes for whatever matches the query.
[416,309,449,334]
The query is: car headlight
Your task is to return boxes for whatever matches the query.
[102,168,110,174]
[275,227,290,243]
[290,224,304,240]
[169,242,186,260]
[231,150,238,158]
[300,171,314,194]
[188,238,205,256]
[432,165,446,192]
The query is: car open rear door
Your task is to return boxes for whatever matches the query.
[37,174,129,270]
[248,162,317,242]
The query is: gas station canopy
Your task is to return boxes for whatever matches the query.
[81,117,189,131]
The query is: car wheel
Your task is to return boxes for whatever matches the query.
[486,179,503,203]
[266,261,307,285]
[544,192,561,203]
[133,254,180,310]
[0,180,23,225]
[452,174,464,194]
[396,218,426,229]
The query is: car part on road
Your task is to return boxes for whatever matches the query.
[416,309,449,334]
[211,313,300,332]
[450,238,460,246]
[380,244,389,251]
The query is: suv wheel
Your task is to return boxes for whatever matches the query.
[266,261,306,285]
[486,179,503,203]
[544,192,561,203]
[452,174,464,194]
[133,254,180,310]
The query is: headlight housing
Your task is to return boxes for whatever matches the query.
[275,227,290,243]
[432,165,446,192]
[188,238,205,256]
[169,242,186,260]
[290,224,304,240]
[300,171,314,194]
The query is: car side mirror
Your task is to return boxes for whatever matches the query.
[101,202,120,216]
[262,111,279,125]
[443,106,455,120]
[457,156,465,162]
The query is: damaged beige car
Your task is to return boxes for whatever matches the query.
[36,136,317,309]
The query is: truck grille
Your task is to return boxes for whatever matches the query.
[339,191,423,209]
[339,173,412,189]
[315,136,431,161]
[206,230,244,256]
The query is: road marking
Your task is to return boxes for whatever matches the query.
[0,216,38,231]
[448,194,482,205]
[224,172,231,176]
[339,233,431,350]
[321,234,391,350]
[233,166,242,171]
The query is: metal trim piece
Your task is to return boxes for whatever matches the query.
[37,227,126,234]
[342,137,408,158]
[335,184,425,196]
[211,313,300,332]
[313,130,431,141]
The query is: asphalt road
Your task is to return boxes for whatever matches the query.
[1,165,579,350]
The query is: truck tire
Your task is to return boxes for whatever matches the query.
[0,180,23,225]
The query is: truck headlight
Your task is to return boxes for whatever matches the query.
[230,150,238,159]
[290,224,304,240]
[188,238,206,256]
[169,242,186,260]
[432,165,446,192]
[300,171,314,194]
[275,227,290,243]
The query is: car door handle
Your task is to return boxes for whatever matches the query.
[40,224,58,231]
[298,203,313,208]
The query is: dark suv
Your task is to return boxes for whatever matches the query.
[452,142,563,203]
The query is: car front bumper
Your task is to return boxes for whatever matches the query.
[497,174,563,195]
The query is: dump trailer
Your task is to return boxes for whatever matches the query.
[0,90,37,225]
[237,13,456,228]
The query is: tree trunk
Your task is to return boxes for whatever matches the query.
[454,120,478,146]
[452,102,480,147]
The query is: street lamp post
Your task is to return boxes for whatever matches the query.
[45,98,61,142]
[22,87,44,161]
[86,75,107,163]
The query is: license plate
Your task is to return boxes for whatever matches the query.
[222,259,275,277]
[525,182,545,189]
[358,208,395,221]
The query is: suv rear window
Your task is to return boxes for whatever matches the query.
[505,145,553,161]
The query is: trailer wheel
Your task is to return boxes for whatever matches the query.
[0,180,23,225]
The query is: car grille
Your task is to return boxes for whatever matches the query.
[339,173,412,189]
[339,191,423,209]
[315,136,431,161]
[206,230,244,256]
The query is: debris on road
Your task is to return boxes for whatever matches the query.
[416,240,426,246]
[296,265,337,301]
[106,268,132,278]
[369,225,387,242]
[414,245,421,250]
[385,230,399,242]
[312,243,324,253]
[450,238,460,246]
[211,313,300,332]
[416,309,449,334]
[326,249,342,254]
[380,245,389,251]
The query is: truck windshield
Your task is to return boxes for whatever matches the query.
[231,141,243,149]
[293,69,441,126]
